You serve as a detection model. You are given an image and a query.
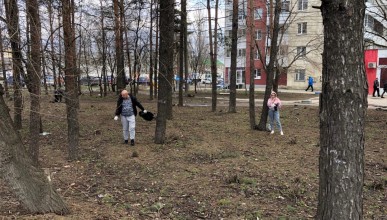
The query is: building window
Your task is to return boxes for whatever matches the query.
[238,28,246,38]
[238,10,246,21]
[298,22,307,34]
[226,10,232,22]
[282,1,290,12]
[227,30,232,37]
[295,69,306,81]
[298,0,308,11]
[365,15,374,28]
[238,48,246,57]
[226,49,231,57]
[255,50,260,60]
[254,8,263,20]
[297,46,306,57]
[256,29,262,40]
[254,69,261,79]
[365,15,384,35]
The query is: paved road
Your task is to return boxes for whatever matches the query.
[274,89,387,109]
[185,88,387,109]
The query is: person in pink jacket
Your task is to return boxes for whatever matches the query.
[267,91,284,135]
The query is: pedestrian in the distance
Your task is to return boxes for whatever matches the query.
[381,80,387,98]
[267,91,283,135]
[114,89,147,146]
[373,77,380,97]
[305,76,314,92]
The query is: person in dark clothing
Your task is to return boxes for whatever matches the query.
[54,89,64,102]
[381,80,387,98]
[373,78,380,97]
[114,90,146,146]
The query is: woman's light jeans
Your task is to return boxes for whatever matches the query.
[268,109,282,132]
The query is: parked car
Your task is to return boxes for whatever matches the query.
[217,82,229,90]
[80,76,101,86]
[202,78,212,84]
[138,75,149,85]
[42,75,55,86]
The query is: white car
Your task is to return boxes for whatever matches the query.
[202,78,212,84]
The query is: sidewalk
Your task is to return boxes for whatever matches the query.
[274,88,387,109]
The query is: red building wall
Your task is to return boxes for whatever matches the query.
[364,49,378,94]
[245,0,267,86]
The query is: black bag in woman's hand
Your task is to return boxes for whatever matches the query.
[139,111,155,121]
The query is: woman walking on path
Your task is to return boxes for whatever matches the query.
[267,91,284,135]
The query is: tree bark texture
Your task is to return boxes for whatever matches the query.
[228,0,238,113]
[0,24,10,98]
[256,0,281,131]
[317,1,367,219]
[114,0,125,92]
[0,85,69,214]
[4,0,24,129]
[178,0,185,107]
[26,0,42,166]
[248,0,256,130]
[63,0,80,160]
[155,0,174,143]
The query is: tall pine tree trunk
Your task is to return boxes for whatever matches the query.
[155,0,174,143]
[114,0,125,93]
[248,0,256,129]
[63,0,79,160]
[316,1,367,219]
[256,0,281,131]
[0,85,69,214]
[26,0,42,165]
[0,24,9,98]
[4,0,24,129]
[228,0,238,113]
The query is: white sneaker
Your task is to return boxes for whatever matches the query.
[280,131,284,135]
[270,130,274,134]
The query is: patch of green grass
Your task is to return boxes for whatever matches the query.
[244,210,263,220]
[218,198,232,206]
[218,150,240,159]
[240,177,257,185]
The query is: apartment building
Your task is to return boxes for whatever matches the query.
[224,0,386,90]
[285,0,323,89]
[223,0,323,89]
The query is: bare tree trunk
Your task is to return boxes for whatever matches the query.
[228,0,238,113]
[63,0,79,161]
[155,0,174,144]
[316,1,367,219]
[48,0,57,90]
[0,24,10,98]
[114,0,125,93]
[211,0,219,112]
[4,0,24,129]
[123,14,133,94]
[0,85,69,214]
[58,10,63,88]
[178,0,185,106]
[154,2,159,99]
[100,0,107,97]
[207,0,218,112]
[248,0,256,130]
[149,0,154,100]
[183,11,189,94]
[256,0,281,131]
[26,0,42,165]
